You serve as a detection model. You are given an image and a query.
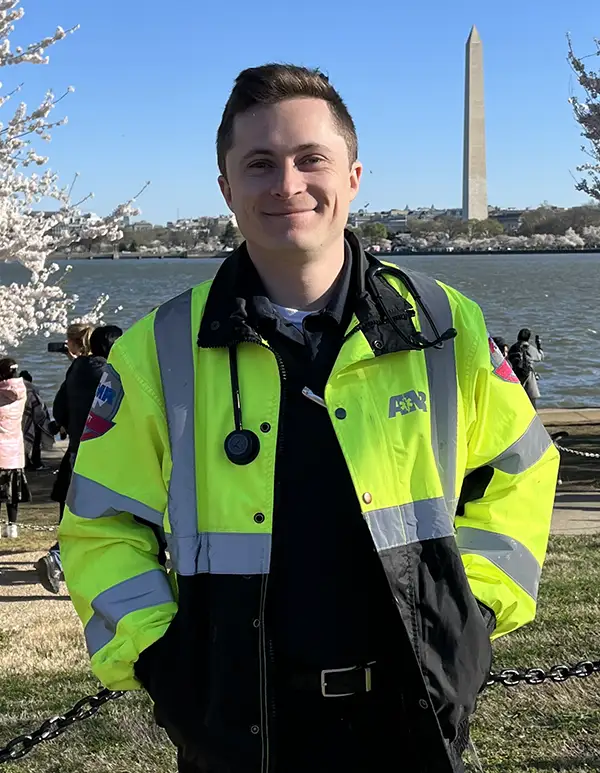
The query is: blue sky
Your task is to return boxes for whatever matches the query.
[10,0,600,222]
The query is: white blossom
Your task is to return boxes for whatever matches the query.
[389,229,595,253]
[0,1,148,353]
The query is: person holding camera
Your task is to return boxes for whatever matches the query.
[47,322,95,361]
[36,324,123,592]
[507,328,544,409]
[48,323,95,517]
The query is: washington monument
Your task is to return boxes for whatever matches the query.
[462,26,488,221]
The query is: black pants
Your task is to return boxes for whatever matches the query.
[31,427,42,468]
[3,503,18,523]
[48,501,66,555]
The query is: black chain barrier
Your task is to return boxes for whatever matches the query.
[486,659,600,688]
[0,689,124,764]
[2,658,600,764]
[1,436,597,763]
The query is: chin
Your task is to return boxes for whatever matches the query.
[248,228,322,251]
[259,228,323,253]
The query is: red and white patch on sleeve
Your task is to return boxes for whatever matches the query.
[488,336,520,384]
[81,364,124,441]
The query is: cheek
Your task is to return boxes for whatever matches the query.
[230,181,264,213]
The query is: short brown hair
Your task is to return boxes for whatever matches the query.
[217,63,358,176]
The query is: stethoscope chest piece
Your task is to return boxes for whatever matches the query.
[224,429,260,465]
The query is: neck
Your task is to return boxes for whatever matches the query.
[246,235,346,311]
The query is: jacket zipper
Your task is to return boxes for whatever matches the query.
[207,333,286,773]
[256,340,286,773]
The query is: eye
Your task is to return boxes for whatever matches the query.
[299,155,324,166]
[247,159,272,170]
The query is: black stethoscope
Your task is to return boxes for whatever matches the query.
[224,264,457,466]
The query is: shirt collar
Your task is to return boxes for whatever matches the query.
[197,230,417,352]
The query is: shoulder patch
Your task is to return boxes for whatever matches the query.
[81,364,124,441]
[488,335,520,384]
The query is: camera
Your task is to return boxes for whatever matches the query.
[47,341,68,355]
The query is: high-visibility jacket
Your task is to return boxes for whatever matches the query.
[60,241,559,772]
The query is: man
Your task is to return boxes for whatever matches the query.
[60,65,559,773]
[508,328,544,408]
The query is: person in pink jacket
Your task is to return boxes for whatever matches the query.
[0,358,31,538]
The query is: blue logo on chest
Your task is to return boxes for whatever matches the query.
[388,390,428,418]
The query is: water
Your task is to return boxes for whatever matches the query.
[2,252,599,408]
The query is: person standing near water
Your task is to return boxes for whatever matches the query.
[60,64,559,773]
[36,325,123,593]
[508,328,544,409]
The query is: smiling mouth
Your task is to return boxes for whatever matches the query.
[264,209,316,216]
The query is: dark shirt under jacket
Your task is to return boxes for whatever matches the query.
[242,244,396,670]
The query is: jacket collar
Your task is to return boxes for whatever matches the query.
[197,229,419,356]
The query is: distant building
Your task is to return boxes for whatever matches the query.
[379,209,409,233]
[216,215,234,230]
[38,210,102,238]
[130,220,153,232]
[347,210,375,229]
[409,207,462,221]
[489,208,524,233]
[347,209,408,233]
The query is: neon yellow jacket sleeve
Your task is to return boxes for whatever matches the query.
[457,311,559,639]
[59,328,177,691]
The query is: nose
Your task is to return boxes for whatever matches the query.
[270,159,306,199]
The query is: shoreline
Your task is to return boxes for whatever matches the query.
[17,409,600,525]
[46,246,600,261]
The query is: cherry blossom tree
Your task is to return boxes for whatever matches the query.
[0,1,146,353]
[568,36,600,202]
[581,225,600,246]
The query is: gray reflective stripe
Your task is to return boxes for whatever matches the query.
[488,414,551,475]
[154,289,199,574]
[456,526,541,600]
[165,531,271,576]
[401,270,458,515]
[365,498,453,551]
[84,569,174,657]
[66,472,164,526]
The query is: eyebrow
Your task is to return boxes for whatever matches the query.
[241,143,330,161]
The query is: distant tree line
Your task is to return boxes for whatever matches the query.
[350,203,600,250]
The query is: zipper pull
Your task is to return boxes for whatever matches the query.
[302,387,326,408]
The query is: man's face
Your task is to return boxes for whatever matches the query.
[219,98,362,255]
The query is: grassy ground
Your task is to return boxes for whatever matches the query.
[0,532,176,773]
[472,534,600,772]
[2,456,600,772]
[1,532,599,772]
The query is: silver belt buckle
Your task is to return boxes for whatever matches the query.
[320,663,375,698]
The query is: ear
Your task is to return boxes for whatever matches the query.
[349,161,363,202]
[218,175,233,210]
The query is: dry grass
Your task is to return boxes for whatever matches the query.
[0,539,85,678]
[472,535,600,772]
[0,531,176,773]
[1,530,600,772]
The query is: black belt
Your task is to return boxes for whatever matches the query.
[285,662,377,698]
